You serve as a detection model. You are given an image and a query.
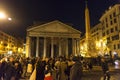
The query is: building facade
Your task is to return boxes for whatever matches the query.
[80,4,120,57]
[26,20,81,58]
[80,1,97,57]
[91,23,107,56]
[100,4,120,56]
[0,30,24,54]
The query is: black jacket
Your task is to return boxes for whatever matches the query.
[101,61,109,73]
[70,61,83,80]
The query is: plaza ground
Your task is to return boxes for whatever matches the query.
[82,65,120,80]
[20,65,120,80]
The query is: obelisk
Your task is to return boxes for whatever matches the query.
[85,0,91,57]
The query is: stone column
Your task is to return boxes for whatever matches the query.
[36,37,39,57]
[51,37,54,58]
[26,36,31,57]
[77,39,80,55]
[66,38,68,58]
[74,39,77,56]
[72,38,75,55]
[72,38,77,56]
[59,38,62,56]
[76,39,80,56]
[43,37,47,58]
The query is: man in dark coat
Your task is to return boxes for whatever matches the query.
[36,60,46,80]
[0,60,7,79]
[4,57,16,80]
[101,58,110,80]
[70,56,83,80]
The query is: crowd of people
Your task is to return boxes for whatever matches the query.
[0,54,111,80]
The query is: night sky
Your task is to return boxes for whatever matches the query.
[0,0,119,39]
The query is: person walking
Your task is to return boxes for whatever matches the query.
[101,58,110,80]
[14,61,23,80]
[70,56,83,80]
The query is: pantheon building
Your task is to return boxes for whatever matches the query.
[26,20,81,58]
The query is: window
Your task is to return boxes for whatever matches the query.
[118,44,120,49]
[106,30,109,35]
[114,18,117,23]
[103,32,105,36]
[115,26,118,31]
[110,28,114,33]
[110,20,113,25]
[4,43,7,46]
[106,23,108,28]
[107,37,110,42]
[110,15,112,19]
[96,33,98,35]
[113,12,116,17]
[114,44,116,49]
[102,26,105,30]
[105,18,108,22]
[112,35,119,41]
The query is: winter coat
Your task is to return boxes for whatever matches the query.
[70,61,83,80]
[36,60,46,80]
[59,61,68,80]
[101,61,109,73]
[4,62,16,80]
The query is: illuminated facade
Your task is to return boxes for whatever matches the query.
[100,4,120,56]
[80,4,120,57]
[0,30,24,54]
[80,1,96,57]
[91,23,107,56]
[85,1,91,57]
[26,20,81,58]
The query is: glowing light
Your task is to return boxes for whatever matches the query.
[0,12,6,19]
[0,41,3,44]
[8,17,12,21]
[80,46,83,50]
[113,51,117,54]
[114,60,120,66]
[8,51,12,55]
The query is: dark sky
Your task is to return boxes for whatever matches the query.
[0,0,119,39]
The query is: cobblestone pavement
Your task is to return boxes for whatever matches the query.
[82,66,120,80]
[20,65,120,80]
[100,73,120,80]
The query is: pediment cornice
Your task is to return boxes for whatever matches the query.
[27,20,81,34]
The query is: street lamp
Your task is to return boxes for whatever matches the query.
[0,12,6,19]
[8,17,12,21]
[0,11,12,21]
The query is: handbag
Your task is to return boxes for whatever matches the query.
[44,72,53,80]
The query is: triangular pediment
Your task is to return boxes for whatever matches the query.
[27,20,81,34]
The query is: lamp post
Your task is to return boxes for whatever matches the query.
[0,12,6,19]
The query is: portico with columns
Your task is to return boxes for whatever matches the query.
[26,20,81,58]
